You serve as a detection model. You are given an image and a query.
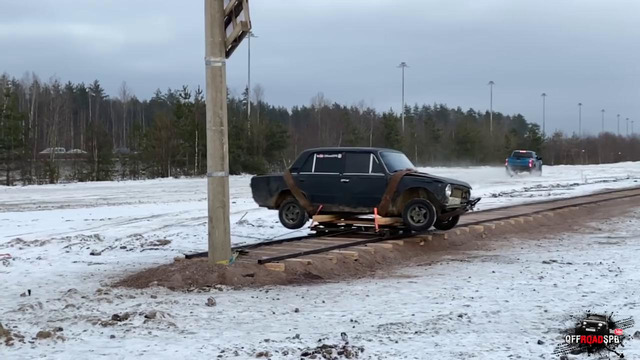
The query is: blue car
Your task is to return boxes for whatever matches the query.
[505,150,543,176]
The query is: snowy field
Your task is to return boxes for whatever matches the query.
[1,162,640,358]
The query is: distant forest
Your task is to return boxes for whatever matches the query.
[1,72,639,186]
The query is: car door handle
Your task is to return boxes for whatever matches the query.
[340,178,350,183]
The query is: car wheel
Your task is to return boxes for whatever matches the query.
[433,215,460,231]
[505,167,514,177]
[402,199,436,232]
[278,198,309,229]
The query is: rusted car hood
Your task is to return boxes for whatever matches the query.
[405,172,472,189]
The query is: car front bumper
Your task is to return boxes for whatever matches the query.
[441,197,481,218]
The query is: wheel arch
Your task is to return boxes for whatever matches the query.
[392,187,440,215]
[274,190,293,208]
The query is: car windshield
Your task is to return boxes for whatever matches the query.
[380,151,416,173]
[511,151,534,158]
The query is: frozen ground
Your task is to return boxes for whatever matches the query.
[1,162,640,358]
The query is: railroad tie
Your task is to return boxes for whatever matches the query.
[307,254,338,264]
[387,240,404,246]
[263,262,285,272]
[367,243,393,250]
[432,232,448,240]
[351,246,376,254]
[411,234,432,245]
[285,258,313,265]
[329,250,359,260]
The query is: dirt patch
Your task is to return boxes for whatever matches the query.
[116,196,640,290]
[0,323,25,346]
[34,327,65,342]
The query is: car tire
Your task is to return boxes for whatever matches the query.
[433,215,460,231]
[402,198,437,232]
[505,167,514,177]
[278,198,309,229]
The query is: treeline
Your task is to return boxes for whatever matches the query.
[1,72,639,186]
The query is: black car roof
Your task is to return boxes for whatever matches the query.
[290,147,401,170]
[304,147,400,153]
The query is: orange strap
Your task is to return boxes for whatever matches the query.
[283,170,315,214]
[374,207,379,232]
[377,170,415,216]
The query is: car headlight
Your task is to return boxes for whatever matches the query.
[445,184,452,198]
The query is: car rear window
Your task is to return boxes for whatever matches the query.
[511,151,533,158]
[313,152,343,173]
[344,153,371,173]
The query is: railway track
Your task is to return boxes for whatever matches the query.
[186,186,640,267]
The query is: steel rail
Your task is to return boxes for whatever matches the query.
[253,187,640,264]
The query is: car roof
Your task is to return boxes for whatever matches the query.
[304,147,400,153]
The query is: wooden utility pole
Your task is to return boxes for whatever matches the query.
[204,0,231,264]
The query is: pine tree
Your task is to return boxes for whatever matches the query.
[0,85,26,185]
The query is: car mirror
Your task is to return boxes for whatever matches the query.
[537,156,542,161]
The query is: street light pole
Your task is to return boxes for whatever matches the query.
[397,62,408,133]
[541,93,547,136]
[488,81,494,135]
[601,109,605,134]
[578,102,582,137]
[626,117,630,136]
[204,0,231,264]
[247,31,257,126]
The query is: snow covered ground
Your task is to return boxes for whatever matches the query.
[1,162,640,358]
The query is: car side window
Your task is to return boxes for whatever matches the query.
[299,154,313,172]
[371,154,384,174]
[344,153,370,174]
[313,152,343,173]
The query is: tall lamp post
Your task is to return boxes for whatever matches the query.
[541,93,547,136]
[626,117,630,136]
[247,31,258,124]
[601,109,605,134]
[398,62,408,133]
[488,81,494,135]
[578,102,582,137]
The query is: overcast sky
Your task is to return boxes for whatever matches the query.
[1,0,639,135]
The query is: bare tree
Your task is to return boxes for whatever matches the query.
[29,73,40,181]
[252,84,264,126]
[311,92,329,145]
[118,81,131,148]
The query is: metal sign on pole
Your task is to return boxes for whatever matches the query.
[204,0,251,265]
[224,0,251,58]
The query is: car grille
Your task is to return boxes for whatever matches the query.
[452,187,470,201]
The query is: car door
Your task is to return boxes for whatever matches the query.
[340,151,388,209]
[295,151,344,207]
